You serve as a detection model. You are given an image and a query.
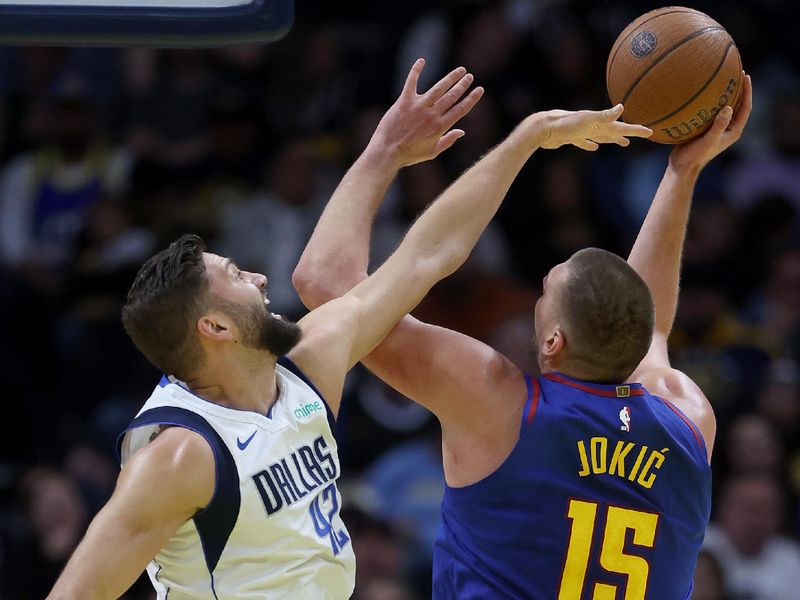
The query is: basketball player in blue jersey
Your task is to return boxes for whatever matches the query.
[295,74,753,599]
[46,60,649,600]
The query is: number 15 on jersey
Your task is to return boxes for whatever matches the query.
[558,499,660,600]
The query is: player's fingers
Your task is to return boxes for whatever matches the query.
[615,137,631,147]
[600,103,625,121]
[729,74,753,133]
[614,122,653,138]
[441,86,484,127]
[575,139,599,151]
[433,129,466,155]
[713,106,734,132]
[434,72,475,112]
[402,58,426,97]
[423,66,468,104]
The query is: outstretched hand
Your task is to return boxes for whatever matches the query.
[370,58,484,168]
[669,72,752,173]
[537,104,653,151]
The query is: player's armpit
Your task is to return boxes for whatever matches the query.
[46,428,215,600]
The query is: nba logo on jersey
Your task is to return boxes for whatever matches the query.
[619,406,631,431]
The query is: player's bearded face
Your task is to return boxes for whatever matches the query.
[223,299,302,356]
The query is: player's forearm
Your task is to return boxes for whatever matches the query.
[627,162,699,335]
[47,531,140,600]
[401,115,544,277]
[47,548,118,600]
[294,142,398,309]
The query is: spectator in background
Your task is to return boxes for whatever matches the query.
[357,575,415,600]
[668,269,769,422]
[0,73,132,462]
[125,50,215,170]
[692,550,729,600]
[216,138,332,318]
[1,468,88,599]
[724,414,783,478]
[757,359,800,444]
[263,26,357,137]
[704,474,800,600]
[343,507,413,600]
[736,193,798,296]
[54,195,157,418]
[361,417,444,591]
[747,249,800,358]
[486,311,539,375]
[336,371,435,473]
[0,72,131,285]
[727,93,800,213]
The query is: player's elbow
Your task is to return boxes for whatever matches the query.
[292,265,327,310]
[291,261,340,309]
[293,259,368,310]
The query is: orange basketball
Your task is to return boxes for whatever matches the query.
[606,6,743,144]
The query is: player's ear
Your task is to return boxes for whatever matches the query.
[197,310,235,342]
[541,326,565,358]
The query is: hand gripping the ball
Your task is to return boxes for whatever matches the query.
[669,72,752,174]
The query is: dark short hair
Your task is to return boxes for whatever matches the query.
[558,248,655,382]
[122,234,209,379]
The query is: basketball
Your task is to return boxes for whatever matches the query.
[606,7,743,144]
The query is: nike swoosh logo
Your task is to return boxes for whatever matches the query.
[237,430,257,450]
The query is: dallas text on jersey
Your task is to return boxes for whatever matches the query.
[251,434,338,515]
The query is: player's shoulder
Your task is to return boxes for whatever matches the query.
[634,367,716,461]
[115,426,216,523]
[127,426,214,481]
[122,426,216,511]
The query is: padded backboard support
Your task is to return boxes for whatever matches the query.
[0,0,294,47]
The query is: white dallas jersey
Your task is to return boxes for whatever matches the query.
[118,357,355,599]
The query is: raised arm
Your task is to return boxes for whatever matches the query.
[628,74,752,459]
[290,105,651,411]
[293,58,483,306]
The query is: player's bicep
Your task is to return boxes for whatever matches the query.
[361,316,526,425]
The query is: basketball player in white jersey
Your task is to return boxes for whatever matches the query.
[47,60,650,600]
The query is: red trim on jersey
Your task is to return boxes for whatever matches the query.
[526,377,541,425]
[661,398,705,453]
[543,374,645,398]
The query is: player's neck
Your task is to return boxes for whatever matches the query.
[540,357,596,383]
[185,349,279,415]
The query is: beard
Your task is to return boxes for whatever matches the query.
[221,299,303,357]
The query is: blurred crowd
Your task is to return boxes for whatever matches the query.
[0,1,799,599]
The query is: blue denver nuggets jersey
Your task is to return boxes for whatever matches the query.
[433,372,711,600]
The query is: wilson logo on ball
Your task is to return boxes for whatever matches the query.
[630,31,657,58]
